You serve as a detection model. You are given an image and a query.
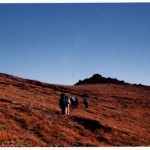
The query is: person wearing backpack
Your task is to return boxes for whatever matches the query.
[75,97,79,108]
[71,96,76,109]
[84,97,89,108]
[59,93,67,115]
[65,95,71,115]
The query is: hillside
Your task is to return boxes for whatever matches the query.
[0,73,150,146]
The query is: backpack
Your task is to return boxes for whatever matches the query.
[84,98,88,103]
[72,97,75,101]
[75,98,79,103]
[59,94,66,107]
[65,96,70,105]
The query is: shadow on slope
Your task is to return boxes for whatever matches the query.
[71,116,112,133]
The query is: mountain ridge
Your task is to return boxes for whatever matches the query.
[0,72,148,87]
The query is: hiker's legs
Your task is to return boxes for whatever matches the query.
[85,103,88,108]
[62,106,66,115]
[61,109,64,114]
[73,102,76,109]
[66,107,69,115]
[76,102,78,108]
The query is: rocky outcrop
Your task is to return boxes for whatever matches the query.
[75,74,127,85]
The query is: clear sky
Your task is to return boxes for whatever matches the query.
[0,3,150,85]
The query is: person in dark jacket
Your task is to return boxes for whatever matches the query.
[84,97,89,108]
[66,96,71,115]
[59,93,67,115]
[71,96,76,109]
[75,97,79,108]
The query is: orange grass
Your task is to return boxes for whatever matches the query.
[0,73,150,146]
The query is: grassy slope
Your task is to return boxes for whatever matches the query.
[0,73,150,146]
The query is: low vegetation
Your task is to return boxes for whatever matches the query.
[0,73,150,146]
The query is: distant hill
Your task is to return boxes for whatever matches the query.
[75,74,128,85]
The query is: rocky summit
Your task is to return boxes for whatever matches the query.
[75,74,128,85]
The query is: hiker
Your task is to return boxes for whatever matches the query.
[75,97,79,108]
[84,97,89,108]
[59,93,67,115]
[66,96,71,115]
[71,96,76,109]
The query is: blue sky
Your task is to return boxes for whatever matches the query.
[0,3,150,85]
